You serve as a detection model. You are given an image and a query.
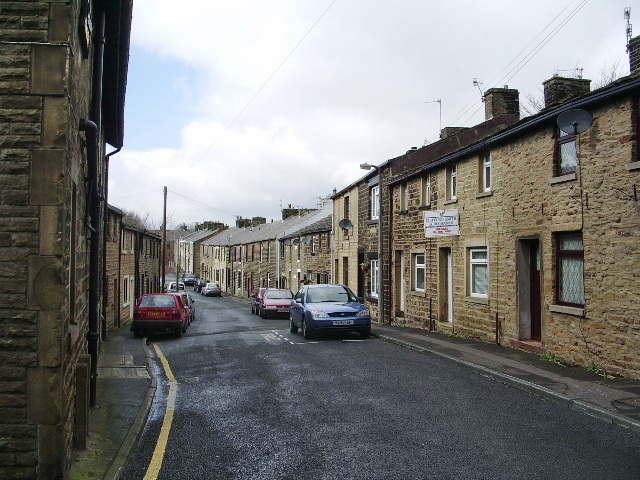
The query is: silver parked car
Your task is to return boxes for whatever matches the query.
[202,282,222,297]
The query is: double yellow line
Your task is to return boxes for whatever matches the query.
[143,344,177,480]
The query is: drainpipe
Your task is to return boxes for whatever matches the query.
[80,117,100,409]
[86,5,106,408]
[102,147,121,341]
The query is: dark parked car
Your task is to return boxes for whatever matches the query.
[289,284,371,339]
[202,282,222,297]
[180,291,196,324]
[194,279,208,292]
[250,288,267,315]
[182,273,197,286]
[256,288,293,318]
[131,293,189,338]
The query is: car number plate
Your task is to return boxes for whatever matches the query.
[147,311,166,317]
[333,320,354,326]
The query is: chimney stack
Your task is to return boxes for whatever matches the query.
[543,76,591,108]
[629,35,640,76]
[484,87,519,120]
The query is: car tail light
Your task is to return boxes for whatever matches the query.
[134,309,140,319]
[172,310,181,319]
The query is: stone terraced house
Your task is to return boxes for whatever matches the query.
[381,57,640,378]
[0,1,133,477]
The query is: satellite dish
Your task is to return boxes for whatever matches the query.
[557,109,593,135]
[338,218,353,230]
[293,239,301,245]
[301,237,312,244]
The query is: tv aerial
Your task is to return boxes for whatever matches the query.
[557,108,593,135]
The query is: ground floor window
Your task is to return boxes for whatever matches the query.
[556,232,584,306]
[370,259,379,297]
[412,253,425,291]
[469,247,488,298]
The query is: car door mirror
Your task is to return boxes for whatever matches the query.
[295,298,302,304]
[357,297,365,303]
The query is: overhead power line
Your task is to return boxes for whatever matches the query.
[191,0,338,167]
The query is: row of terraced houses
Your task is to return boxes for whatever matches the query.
[1,0,639,476]
[181,40,640,385]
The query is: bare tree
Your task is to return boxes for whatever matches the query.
[592,60,624,90]
[521,88,545,118]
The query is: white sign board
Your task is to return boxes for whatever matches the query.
[424,209,460,237]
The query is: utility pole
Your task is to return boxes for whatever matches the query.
[161,186,167,290]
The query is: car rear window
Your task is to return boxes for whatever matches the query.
[139,295,177,308]
[265,290,292,299]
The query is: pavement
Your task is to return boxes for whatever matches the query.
[67,318,640,479]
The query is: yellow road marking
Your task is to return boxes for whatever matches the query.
[143,344,178,480]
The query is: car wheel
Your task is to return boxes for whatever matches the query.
[360,326,371,338]
[259,308,266,319]
[289,314,298,333]
[176,327,183,338]
[302,318,313,340]
[133,329,141,338]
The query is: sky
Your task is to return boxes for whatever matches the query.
[108,0,634,229]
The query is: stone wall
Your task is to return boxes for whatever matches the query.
[333,186,359,294]
[0,1,96,477]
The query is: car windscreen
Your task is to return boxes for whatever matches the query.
[139,295,177,308]
[306,286,356,303]
[264,290,292,299]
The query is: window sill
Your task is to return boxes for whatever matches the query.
[465,295,488,305]
[365,296,379,304]
[418,205,431,211]
[366,219,379,226]
[476,191,493,199]
[626,161,640,171]
[443,198,458,205]
[398,210,408,215]
[549,304,584,317]
[409,290,425,297]
[549,173,576,185]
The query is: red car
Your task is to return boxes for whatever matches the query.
[131,293,189,338]
[256,288,293,318]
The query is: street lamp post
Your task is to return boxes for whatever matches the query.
[360,163,383,325]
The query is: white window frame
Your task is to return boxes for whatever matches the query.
[469,247,488,298]
[483,152,492,192]
[370,259,379,297]
[421,174,431,207]
[412,253,425,292]
[400,182,408,211]
[123,275,130,306]
[451,164,457,199]
[371,185,380,220]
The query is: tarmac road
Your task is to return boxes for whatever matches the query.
[120,294,640,480]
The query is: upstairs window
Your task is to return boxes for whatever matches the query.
[370,185,380,220]
[400,182,408,211]
[483,152,492,192]
[447,164,457,200]
[557,129,578,175]
[421,173,431,207]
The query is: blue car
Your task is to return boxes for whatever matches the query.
[289,284,371,339]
